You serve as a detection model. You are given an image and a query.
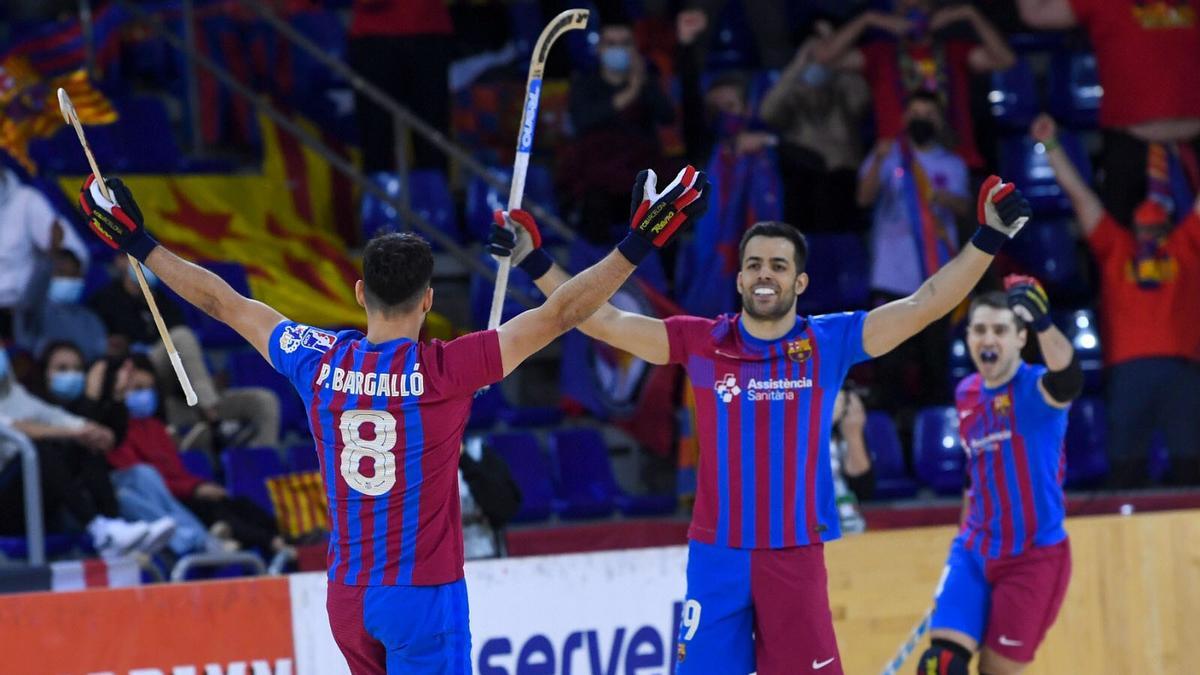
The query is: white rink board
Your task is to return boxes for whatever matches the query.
[288,545,689,675]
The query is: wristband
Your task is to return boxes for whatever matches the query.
[617,232,654,265]
[1029,312,1053,332]
[517,248,553,280]
[127,235,159,263]
[970,226,1007,255]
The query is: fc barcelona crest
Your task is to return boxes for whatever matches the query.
[786,337,813,363]
[992,393,1012,416]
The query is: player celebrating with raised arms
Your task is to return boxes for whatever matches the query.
[489,174,1031,674]
[77,165,708,674]
[918,276,1081,675]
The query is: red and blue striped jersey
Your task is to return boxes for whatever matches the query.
[956,363,1069,559]
[667,312,871,548]
[269,322,504,586]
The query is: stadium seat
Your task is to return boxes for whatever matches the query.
[989,57,1038,130]
[0,534,83,561]
[226,350,310,435]
[180,449,216,482]
[1148,432,1170,484]
[864,412,920,499]
[550,428,675,518]
[913,407,967,496]
[360,170,462,247]
[998,130,1092,217]
[467,385,563,431]
[796,234,870,314]
[948,336,973,385]
[1055,309,1103,393]
[1004,217,1082,292]
[222,447,288,515]
[1047,50,1101,129]
[488,432,559,523]
[31,95,185,174]
[1065,397,1108,488]
[468,250,545,329]
[463,164,562,245]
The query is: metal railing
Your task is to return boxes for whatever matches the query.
[109,0,540,308]
[0,425,45,566]
[170,550,267,581]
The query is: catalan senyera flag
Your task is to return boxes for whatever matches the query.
[266,471,329,540]
[0,56,117,174]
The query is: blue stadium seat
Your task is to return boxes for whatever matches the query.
[226,350,309,435]
[1047,50,1101,129]
[913,407,966,496]
[865,412,919,499]
[468,250,545,330]
[796,234,870,314]
[1055,309,1103,393]
[1005,218,1081,291]
[550,428,675,518]
[360,170,461,247]
[704,0,759,70]
[463,165,562,245]
[287,445,321,473]
[998,131,1092,217]
[989,57,1038,130]
[1148,432,1170,483]
[467,385,563,431]
[31,95,184,174]
[547,428,618,519]
[488,432,559,523]
[0,534,83,560]
[222,447,287,515]
[1065,396,1108,488]
[180,448,216,482]
[948,336,973,385]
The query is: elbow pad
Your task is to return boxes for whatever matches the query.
[1042,354,1083,404]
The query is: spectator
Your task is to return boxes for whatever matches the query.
[348,0,453,174]
[88,257,280,450]
[1034,114,1200,487]
[678,0,794,69]
[759,16,872,232]
[107,356,286,554]
[563,18,674,242]
[677,10,778,167]
[459,437,521,560]
[831,387,874,534]
[36,342,219,558]
[0,166,90,341]
[858,91,969,408]
[1018,0,1200,225]
[0,347,174,557]
[815,0,1015,169]
[14,249,107,362]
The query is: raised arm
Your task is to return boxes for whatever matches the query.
[811,11,909,67]
[931,5,1016,72]
[494,166,708,375]
[1016,0,1078,30]
[1005,275,1082,407]
[863,176,1032,356]
[78,175,287,361]
[1031,114,1103,236]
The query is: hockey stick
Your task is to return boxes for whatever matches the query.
[58,87,199,407]
[486,8,589,330]
[880,605,934,675]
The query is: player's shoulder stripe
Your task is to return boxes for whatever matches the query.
[955,372,983,400]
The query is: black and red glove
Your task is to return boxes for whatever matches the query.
[79,174,158,262]
[1004,274,1052,332]
[618,165,710,264]
[487,208,553,279]
[970,174,1031,255]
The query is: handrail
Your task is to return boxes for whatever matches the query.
[114,0,537,309]
[238,0,576,244]
[170,550,266,581]
[0,425,46,566]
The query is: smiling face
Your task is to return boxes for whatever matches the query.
[966,304,1027,383]
[736,235,807,321]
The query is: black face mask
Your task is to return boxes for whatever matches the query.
[906,118,937,146]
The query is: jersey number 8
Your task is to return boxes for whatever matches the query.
[339,410,398,496]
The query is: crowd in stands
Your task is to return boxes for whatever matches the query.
[0,0,1198,572]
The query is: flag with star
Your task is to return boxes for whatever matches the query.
[58,112,460,334]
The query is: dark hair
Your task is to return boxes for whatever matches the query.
[35,340,84,397]
[362,232,434,315]
[738,221,809,273]
[707,71,750,100]
[907,88,944,111]
[967,291,1026,331]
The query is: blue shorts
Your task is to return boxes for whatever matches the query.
[326,579,470,675]
[676,540,842,675]
[931,536,1071,663]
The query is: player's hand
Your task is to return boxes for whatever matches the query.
[1004,274,1053,331]
[619,165,710,264]
[1031,113,1058,145]
[79,174,158,262]
[977,174,1031,238]
[489,209,553,279]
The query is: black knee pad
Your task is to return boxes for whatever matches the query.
[915,638,972,675]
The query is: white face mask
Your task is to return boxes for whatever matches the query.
[0,168,15,205]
